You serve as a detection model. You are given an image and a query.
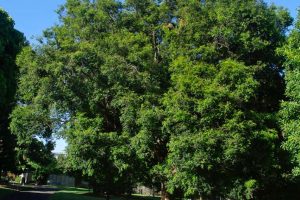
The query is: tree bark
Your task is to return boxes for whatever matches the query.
[75,175,82,187]
[161,182,172,200]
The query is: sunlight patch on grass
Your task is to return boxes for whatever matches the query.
[49,187,160,200]
[49,187,101,200]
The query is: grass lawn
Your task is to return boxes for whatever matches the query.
[49,187,160,200]
[0,186,15,199]
[49,187,100,200]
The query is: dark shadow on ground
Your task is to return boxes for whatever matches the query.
[3,191,52,200]
[3,185,58,200]
[7,184,59,192]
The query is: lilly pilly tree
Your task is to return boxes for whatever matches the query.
[163,0,292,199]
[58,0,171,194]
[11,0,170,194]
[124,0,175,198]
[10,0,296,199]
[0,8,25,174]
[11,0,132,192]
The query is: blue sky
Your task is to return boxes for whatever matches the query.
[0,0,299,153]
[0,0,299,43]
[0,0,65,44]
[266,0,299,18]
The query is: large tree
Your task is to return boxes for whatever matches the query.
[162,0,292,199]
[10,0,297,199]
[11,0,169,194]
[0,8,25,174]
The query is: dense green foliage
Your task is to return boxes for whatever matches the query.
[0,8,25,173]
[162,1,292,199]
[9,0,300,200]
[280,12,300,182]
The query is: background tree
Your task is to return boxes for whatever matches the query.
[0,8,25,174]
[55,153,86,187]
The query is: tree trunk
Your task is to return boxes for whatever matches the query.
[75,175,82,187]
[91,182,103,195]
[161,182,172,200]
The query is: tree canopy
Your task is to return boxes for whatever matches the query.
[280,11,300,178]
[8,0,300,200]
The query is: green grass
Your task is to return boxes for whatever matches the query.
[0,186,15,199]
[49,187,160,200]
[50,187,102,200]
[130,195,160,200]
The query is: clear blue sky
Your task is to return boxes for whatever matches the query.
[0,0,66,43]
[0,0,299,43]
[0,0,299,153]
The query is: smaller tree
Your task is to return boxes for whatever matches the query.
[10,23,76,181]
[55,153,85,187]
[0,8,25,174]
[10,85,56,185]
